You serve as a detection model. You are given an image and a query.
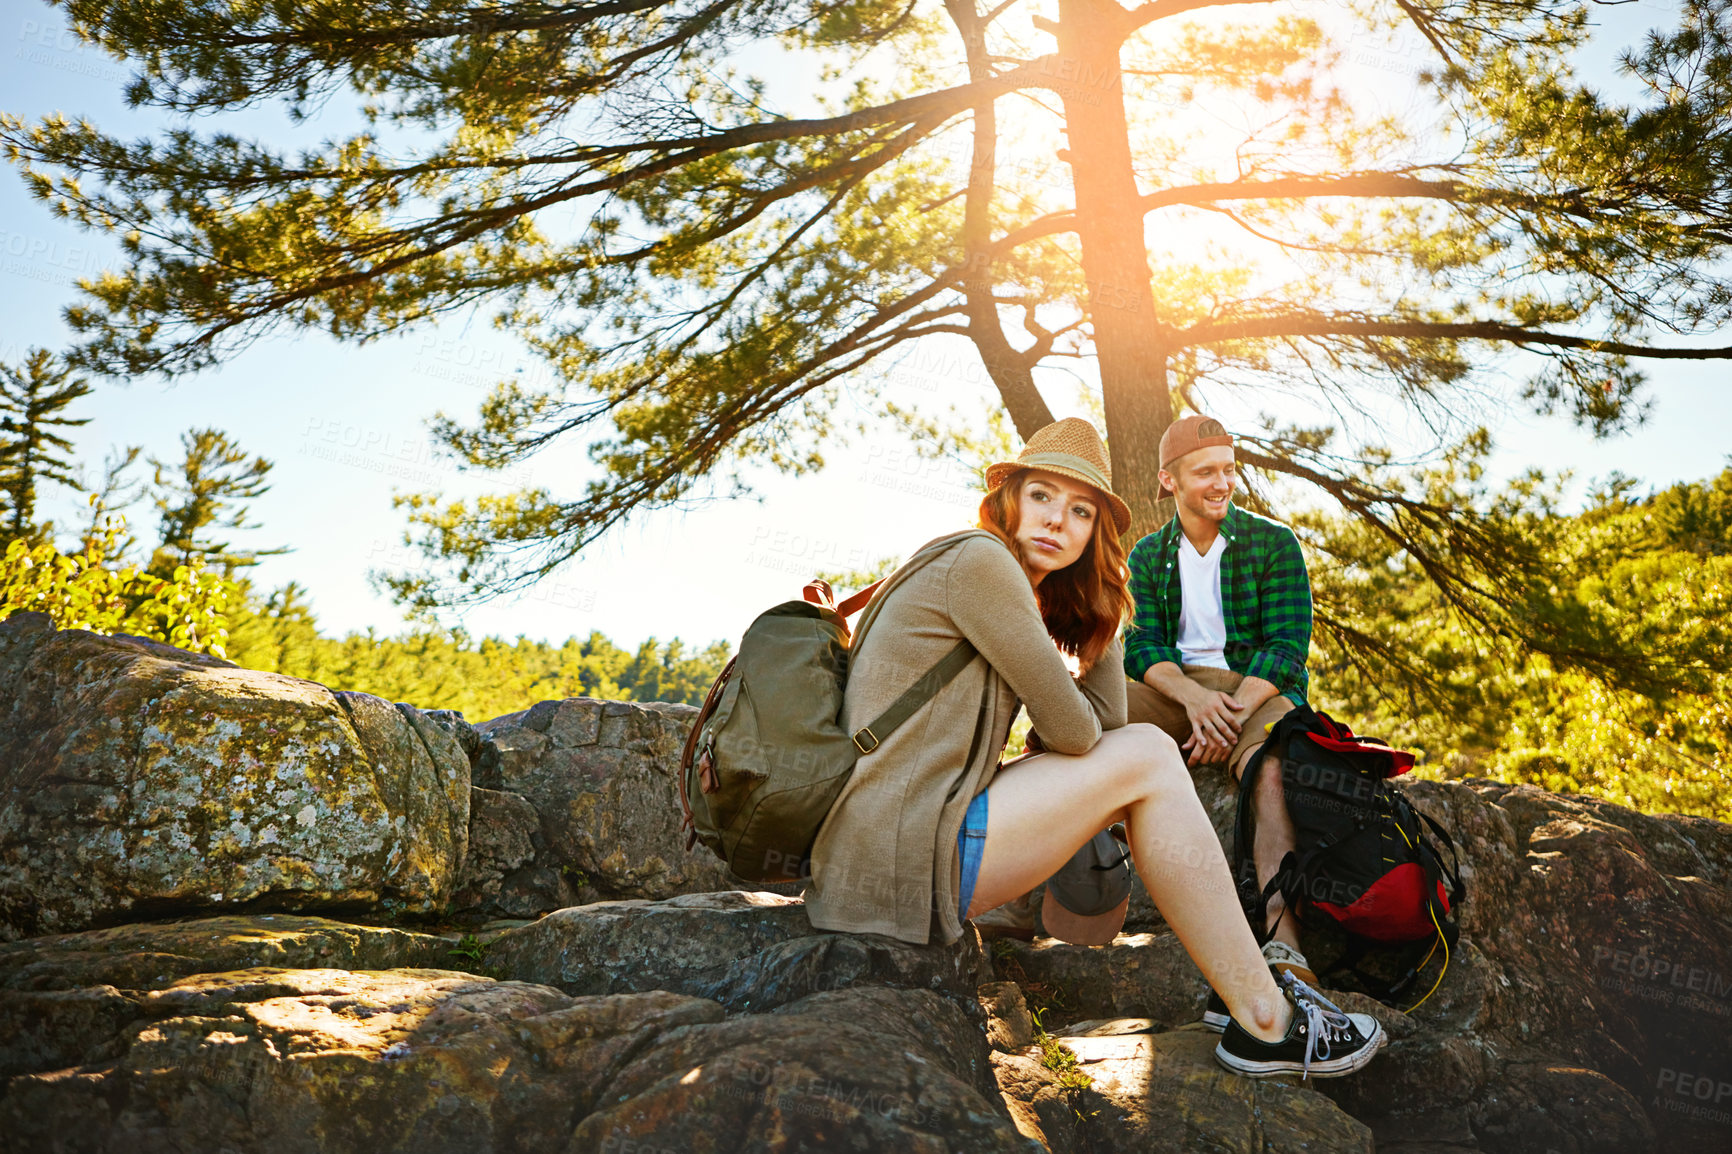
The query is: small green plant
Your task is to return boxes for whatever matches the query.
[560,864,589,888]
[1029,1007,1093,1092]
[448,933,488,964]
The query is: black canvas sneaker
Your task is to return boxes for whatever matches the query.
[1214,972,1384,1079]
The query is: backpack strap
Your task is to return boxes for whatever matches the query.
[836,580,883,618]
[679,654,738,848]
[1413,807,1467,909]
[848,529,1000,653]
[1231,704,1322,918]
[1259,833,1346,935]
[1253,849,1302,944]
[849,638,977,755]
[839,532,998,754]
[1325,936,1434,1002]
[1232,755,1264,919]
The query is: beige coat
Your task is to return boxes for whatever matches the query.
[805,529,1127,945]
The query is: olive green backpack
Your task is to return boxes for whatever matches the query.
[677,542,981,883]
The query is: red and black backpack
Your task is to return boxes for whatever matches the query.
[1233,706,1466,1008]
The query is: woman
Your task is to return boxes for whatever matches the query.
[806,418,1382,1078]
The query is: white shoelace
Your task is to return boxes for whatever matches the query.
[1279,972,1359,1079]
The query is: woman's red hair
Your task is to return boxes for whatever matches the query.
[977,468,1132,674]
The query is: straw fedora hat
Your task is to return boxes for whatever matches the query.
[984,417,1132,534]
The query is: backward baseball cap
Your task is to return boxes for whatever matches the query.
[1159,414,1234,469]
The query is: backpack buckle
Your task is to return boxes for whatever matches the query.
[851,727,880,754]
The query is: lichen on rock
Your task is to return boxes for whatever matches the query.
[0,614,470,939]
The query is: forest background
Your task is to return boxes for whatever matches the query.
[0,0,1729,821]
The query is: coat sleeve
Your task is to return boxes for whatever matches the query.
[945,538,1103,756]
[1078,638,1128,731]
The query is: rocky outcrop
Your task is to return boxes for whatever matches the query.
[0,915,462,1084]
[978,980,1036,1051]
[0,614,469,940]
[0,904,1038,1153]
[1,966,725,1152]
[3,616,1730,1152]
[449,787,544,915]
[0,616,780,941]
[486,890,992,1014]
[0,914,459,993]
[0,613,790,937]
[0,896,1406,1154]
[470,697,791,914]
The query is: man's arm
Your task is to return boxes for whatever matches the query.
[1144,661,1244,767]
[1240,524,1313,700]
[1233,674,1279,712]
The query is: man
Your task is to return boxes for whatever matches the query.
[1122,414,1315,982]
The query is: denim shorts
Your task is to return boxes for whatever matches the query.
[955,789,990,922]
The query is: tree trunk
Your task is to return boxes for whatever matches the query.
[1053,0,1174,540]
[946,0,1056,441]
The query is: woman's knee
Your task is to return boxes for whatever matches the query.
[1121,722,1184,771]
[1101,723,1186,793]
[1107,722,1176,756]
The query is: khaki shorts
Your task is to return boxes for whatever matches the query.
[1125,666,1297,778]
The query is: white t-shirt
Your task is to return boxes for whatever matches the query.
[1176,532,1229,669]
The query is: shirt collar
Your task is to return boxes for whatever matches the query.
[1179,530,1226,560]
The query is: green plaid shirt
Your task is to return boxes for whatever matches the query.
[1123,502,1312,705]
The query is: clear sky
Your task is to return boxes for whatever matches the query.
[2,0,1726,654]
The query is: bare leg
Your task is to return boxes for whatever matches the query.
[967,724,1291,1043]
[1233,750,1301,951]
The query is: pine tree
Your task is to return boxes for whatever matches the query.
[1647,464,1732,555]
[148,428,289,576]
[0,349,92,544]
[8,0,1732,693]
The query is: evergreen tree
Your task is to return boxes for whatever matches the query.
[223,579,323,675]
[219,597,734,723]
[8,0,1732,696]
[0,349,92,543]
[1646,464,1732,555]
[148,428,289,576]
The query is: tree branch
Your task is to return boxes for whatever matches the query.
[979,171,1466,255]
[7,58,1050,189]
[1177,315,1732,358]
[946,0,1055,439]
[1142,172,1466,210]
[1390,0,1460,69]
[1122,0,1284,36]
[166,0,684,50]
